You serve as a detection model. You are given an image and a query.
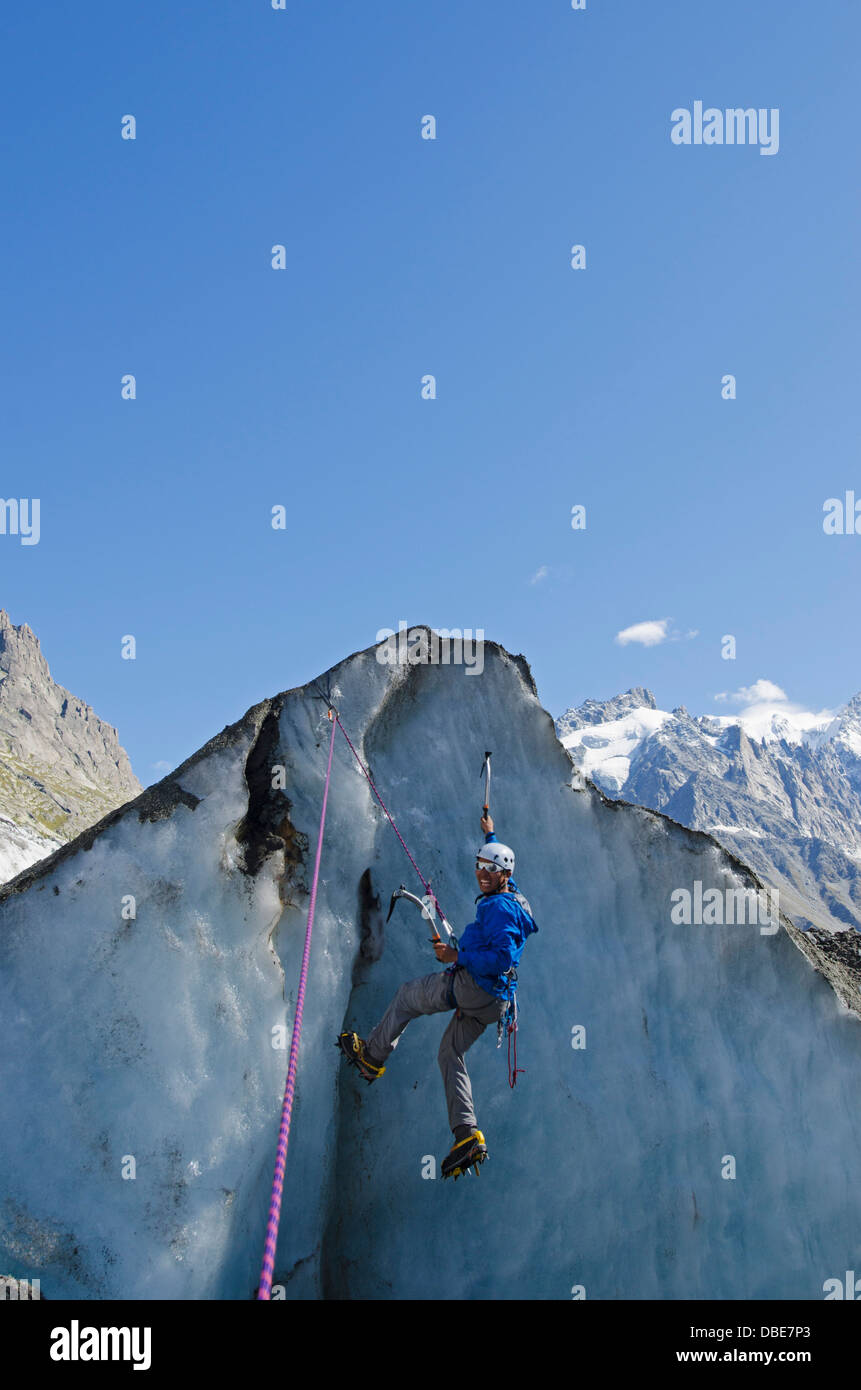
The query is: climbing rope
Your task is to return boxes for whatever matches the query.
[256,710,337,1301]
[257,699,449,1298]
[331,710,450,929]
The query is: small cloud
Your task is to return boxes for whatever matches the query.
[713,679,789,707]
[529,566,549,585]
[615,619,698,647]
[615,618,671,647]
[152,760,174,774]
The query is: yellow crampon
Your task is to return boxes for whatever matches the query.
[337,1031,386,1083]
[442,1129,488,1180]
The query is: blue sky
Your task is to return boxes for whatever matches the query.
[2,0,859,781]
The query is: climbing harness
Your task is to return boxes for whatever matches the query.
[444,963,462,1011]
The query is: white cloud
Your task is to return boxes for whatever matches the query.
[714,679,789,707]
[614,619,698,647]
[615,618,671,647]
[529,566,549,585]
[710,680,835,744]
[152,760,174,774]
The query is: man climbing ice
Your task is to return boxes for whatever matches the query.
[338,814,538,1179]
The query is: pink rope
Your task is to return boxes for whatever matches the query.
[257,701,450,1298]
[256,711,337,1300]
[333,712,449,927]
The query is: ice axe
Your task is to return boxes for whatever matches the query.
[479,750,492,819]
[385,884,457,947]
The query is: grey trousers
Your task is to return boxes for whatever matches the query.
[365,967,509,1131]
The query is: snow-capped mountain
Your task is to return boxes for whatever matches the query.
[0,610,141,880]
[557,686,861,935]
[1,631,860,1301]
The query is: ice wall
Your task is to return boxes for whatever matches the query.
[1,635,859,1300]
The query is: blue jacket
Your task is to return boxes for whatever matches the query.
[454,834,538,999]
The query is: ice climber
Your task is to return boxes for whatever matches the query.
[338,814,538,1179]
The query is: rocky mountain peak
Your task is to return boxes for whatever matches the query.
[0,607,50,680]
[0,610,141,877]
[557,684,861,935]
[557,686,658,733]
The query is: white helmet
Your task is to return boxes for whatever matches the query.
[475,842,515,873]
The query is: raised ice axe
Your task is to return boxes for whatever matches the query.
[479,750,492,819]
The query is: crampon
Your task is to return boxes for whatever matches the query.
[441,1130,488,1180]
[336,1031,385,1084]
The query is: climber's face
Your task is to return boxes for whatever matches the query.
[475,859,508,893]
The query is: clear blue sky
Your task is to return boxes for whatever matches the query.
[2,0,859,781]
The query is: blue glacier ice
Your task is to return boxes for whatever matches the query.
[1,633,859,1300]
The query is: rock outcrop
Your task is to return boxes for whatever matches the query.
[0,610,141,879]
